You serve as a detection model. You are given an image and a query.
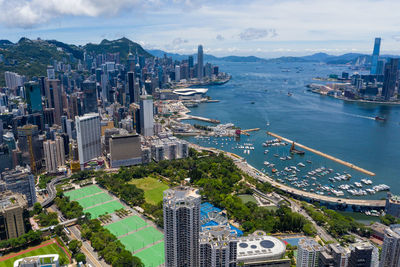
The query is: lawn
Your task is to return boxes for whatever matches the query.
[77,192,113,209]
[238,194,258,204]
[130,177,169,205]
[0,241,70,267]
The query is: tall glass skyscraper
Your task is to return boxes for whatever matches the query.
[197,45,204,80]
[25,82,42,114]
[370,37,381,75]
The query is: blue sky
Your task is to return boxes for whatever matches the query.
[1,0,400,57]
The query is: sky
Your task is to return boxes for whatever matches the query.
[1,0,400,58]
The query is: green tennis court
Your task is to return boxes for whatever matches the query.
[77,193,113,209]
[64,185,102,200]
[134,241,165,267]
[120,227,164,253]
[84,200,124,218]
[105,216,148,237]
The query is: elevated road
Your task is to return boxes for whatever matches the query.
[42,175,70,208]
[189,143,385,208]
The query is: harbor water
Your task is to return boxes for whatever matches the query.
[182,61,400,199]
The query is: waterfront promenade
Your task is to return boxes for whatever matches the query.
[189,143,385,208]
[267,131,376,176]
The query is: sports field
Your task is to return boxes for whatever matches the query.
[105,216,148,237]
[120,227,164,253]
[130,177,169,205]
[134,241,165,267]
[84,200,124,218]
[238,194,258,204]
[64,185,102,200]
[78,192,113,209]
[0,241,70,267]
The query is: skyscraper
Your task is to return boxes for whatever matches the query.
[348,242,378,267]
[175,65,181,82]
[25,82,42,114]
[139,96,154,136]
[163,186,201,267]
[82,80,97,114]
[0,191,27,240]
[0,166,36,207]
[380,225,400,267]
[17,124,43,173]
[370,38,381,75]
[75,113,101,167]
[197,45,204,80]
[45,79,63,125]
[127,71,139,104]
[43,136,65,174]
[382,58,399,100]
[199,225,237,267]
[297,238,322,267]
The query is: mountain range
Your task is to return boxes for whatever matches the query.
[1,36,398,86]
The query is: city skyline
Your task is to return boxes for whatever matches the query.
[2,0,400,57]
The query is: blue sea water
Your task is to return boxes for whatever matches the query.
[183,61,400,199]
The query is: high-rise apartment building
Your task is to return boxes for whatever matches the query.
[140,96,154,136]
[380,225,400,267]
[0,191,27,240]
[297,238,322,267]
[0,166,36,207]
[348,242,378,267]
[43,136,65,173]
[370,38,381,75]
[382,58,399,100]
[197,45,204,80]
[45,79,63,125]
[4,71,25,91]
[163,186,201,267]
[76,113,101,167]
[17,124,43,173]
[25,82,42,114]
[199,225,237,267]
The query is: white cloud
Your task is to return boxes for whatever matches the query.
[239,28,277,41]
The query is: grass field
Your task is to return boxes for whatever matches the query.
[77,192,113,209]
[134,241,165,267]
[84,200,125,218]
[130,177,169,205]
[105,216,148,237]
[64,185,102,201]
[0,242,70,267]
[238,194,258,204]
[120,227,164,253]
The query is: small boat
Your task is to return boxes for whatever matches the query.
[375,116,386,121]
[306,160,312,164]
[274,154,279,157]
[271,168,278,173]
[287,92,292,96]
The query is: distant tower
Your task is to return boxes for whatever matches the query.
[81,80,97,114]
[163,186,201,267]
[382,58,399,100]
[370,38,381,75]
[197,45,204,80]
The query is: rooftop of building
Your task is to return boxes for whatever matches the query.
[0,191,27,211]
[200,225,237,245]
[236,235,286,261]
[173,88,208,96]
[298,238,322,252]
[370,222,389,234]
[13,254,59,267]
[1,166,31,178]
[163,186,200,201]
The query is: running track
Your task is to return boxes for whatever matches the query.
[0,238,71,263]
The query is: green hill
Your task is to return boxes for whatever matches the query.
[84,37,153,61]
[0,37,153,87]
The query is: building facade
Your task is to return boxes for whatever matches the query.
[75,113,101,167]
[140,96,154,137]
[163,186,201,267]
[43,136,65,173]
[0,191,27,240]
[380,225,400,267]
[0,167,36,207]
[297,238,322,267]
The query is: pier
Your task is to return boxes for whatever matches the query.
[189,143,385,209]
[241,128,260,135]
[178,114,220,124]
[266,131,376,176]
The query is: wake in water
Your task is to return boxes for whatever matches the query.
[341,112,375,120]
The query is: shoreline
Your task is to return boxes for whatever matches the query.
[309,89,400,105]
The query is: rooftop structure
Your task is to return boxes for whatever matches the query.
[14,254,59,267]
[297,238,322,267]
[237,235,286,265]
[386,193,400,218]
